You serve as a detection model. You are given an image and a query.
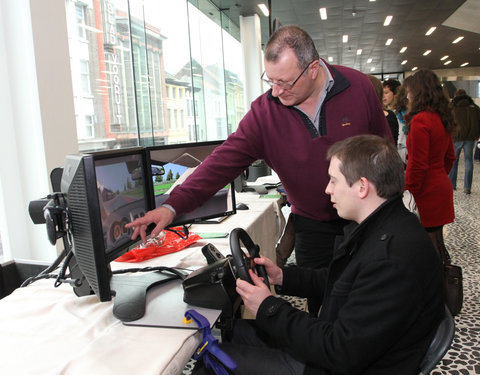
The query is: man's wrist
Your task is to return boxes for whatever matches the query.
[160,204,176,217]
[276,268,283,286]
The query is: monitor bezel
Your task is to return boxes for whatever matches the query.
[88,147,153,262]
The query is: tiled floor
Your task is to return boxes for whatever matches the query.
[184,155,480,374]
[431,157,480,374]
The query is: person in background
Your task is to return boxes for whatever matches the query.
[383,78,401,111]
[193,135,443,375]
[368,75,399,145]
[393,84,409,165]
[448,89,480,194]
[126,25,392,315]
[403,70,456,261]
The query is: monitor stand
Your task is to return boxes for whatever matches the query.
[110,271,183,322]
[123,279,222,329]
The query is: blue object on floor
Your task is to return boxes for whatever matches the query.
[184,309,237,375]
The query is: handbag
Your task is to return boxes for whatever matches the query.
[440,247,463,316]
[444,262,463,316]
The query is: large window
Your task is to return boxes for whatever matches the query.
[65,0,245,152]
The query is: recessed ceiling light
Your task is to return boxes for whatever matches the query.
[367,58,373,63]
[440,55,449,61]
[385,38,393,46]
[357,49,362,55]
[401,60,407,65]
[384,16,393,26]
[412,67,418,71]
[425,27,436,36]
[423,50,431,56]
[328,56,333,62]
[257,3,269,17]
[460,62,469,67]
[400,47,407,53]
[343,35,348,43]
[444,60,452,65]
[319,8,327,20]
[452,36,464,44]
[370,67,375,72]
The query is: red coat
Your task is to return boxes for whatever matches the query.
[405,111,455,227]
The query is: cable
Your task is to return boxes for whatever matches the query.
[20,273,60,286]
[112,265,188,280]
[54,250,74,287]
[20,248,67,288]
[165,225,189,240]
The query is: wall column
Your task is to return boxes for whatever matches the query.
[240,14,264,108]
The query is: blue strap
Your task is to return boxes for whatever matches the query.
[184,309,237,373]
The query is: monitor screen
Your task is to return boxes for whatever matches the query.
[146,141,236,226]
[95,154,148,254]
[61,147,152,301]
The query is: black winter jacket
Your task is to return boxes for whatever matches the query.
[256,197,444,375]
[451,94,480,141]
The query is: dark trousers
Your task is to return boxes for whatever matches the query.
[291,214,348,315]
[193,319,305,375]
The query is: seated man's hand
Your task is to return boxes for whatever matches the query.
[236,269,272,318]
[124,206,174,243]
[254,256,283,286]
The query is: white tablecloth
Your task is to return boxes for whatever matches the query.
[0,192,285,375]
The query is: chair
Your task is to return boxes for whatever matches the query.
[418,305,455,375]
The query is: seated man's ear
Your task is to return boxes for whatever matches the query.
[358,177,370,199]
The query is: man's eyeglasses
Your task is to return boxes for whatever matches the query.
[261,61,314,90]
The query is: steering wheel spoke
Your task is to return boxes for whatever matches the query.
[229,228,270,288]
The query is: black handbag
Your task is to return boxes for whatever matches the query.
[444,263,463,316]
[440,248,463,316]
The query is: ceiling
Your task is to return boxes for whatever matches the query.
[210,0,480,76]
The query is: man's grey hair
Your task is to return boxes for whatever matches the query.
[265,25,319,69]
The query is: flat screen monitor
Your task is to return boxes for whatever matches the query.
[59,142,237,322]
[61,147,153,301]
[146,140,236,226]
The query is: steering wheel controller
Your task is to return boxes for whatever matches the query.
[229,228,270,288]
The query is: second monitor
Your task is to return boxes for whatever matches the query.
[146,141,236,227]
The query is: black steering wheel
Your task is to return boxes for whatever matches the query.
[229,228,270,288]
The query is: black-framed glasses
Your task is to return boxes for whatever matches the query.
[261,61,314,90]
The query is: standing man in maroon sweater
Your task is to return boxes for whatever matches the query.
[126,25,391,315]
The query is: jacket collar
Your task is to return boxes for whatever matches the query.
[336,194,404,256]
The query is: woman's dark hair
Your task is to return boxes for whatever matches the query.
[403,70,455,133]
[393,84,408,113]
[383,79,401,95]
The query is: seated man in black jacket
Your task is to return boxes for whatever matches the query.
[195,135,444,375]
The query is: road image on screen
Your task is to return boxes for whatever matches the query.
[95,154,147,253]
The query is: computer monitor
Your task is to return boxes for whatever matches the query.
[61,147,153,302]
[146,140,236,226]
[60,143,237,321]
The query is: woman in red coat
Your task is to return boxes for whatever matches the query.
[403,70,456,261]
